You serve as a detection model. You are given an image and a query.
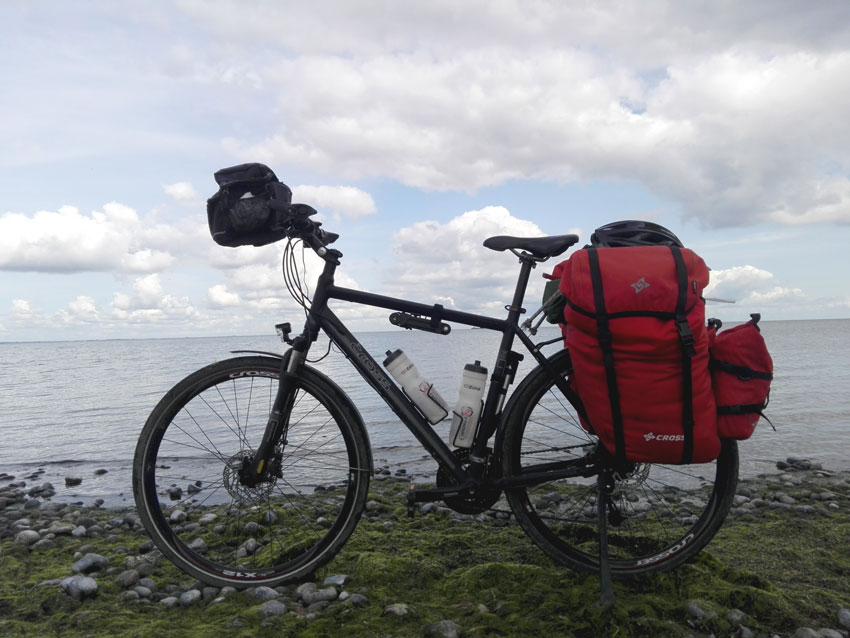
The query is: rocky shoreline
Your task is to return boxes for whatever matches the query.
[1,459,849,638]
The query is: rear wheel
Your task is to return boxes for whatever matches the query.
[133,355,371,588]
[501,350,738,575]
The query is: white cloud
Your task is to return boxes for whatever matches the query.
[207,284,240,308]
[292,185,377,219]
[57,296,100,324]
[0,203,182,274]
[109,274,198,323]
[196,2,850,228]
[9,299,37,321]
[163,181,201,203]
[386,206,561,314]
[705,265,804,305]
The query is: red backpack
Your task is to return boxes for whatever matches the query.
[558,245,720,465]
[708,315,773,439]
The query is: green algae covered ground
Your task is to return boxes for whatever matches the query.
[1,472,848,638]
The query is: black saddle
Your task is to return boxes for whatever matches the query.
[483,234,579,259]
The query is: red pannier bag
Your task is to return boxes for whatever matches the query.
[708,314,773,440]
[559,245,720,465]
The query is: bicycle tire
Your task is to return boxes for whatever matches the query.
[133,355,372,588]
[500,349,738,575]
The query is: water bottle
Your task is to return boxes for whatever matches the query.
[449,361,488,448]
[383,349,448,424]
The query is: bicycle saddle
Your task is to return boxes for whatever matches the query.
[483,234,579,259]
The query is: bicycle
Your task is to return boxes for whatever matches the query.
[132,170,738,604]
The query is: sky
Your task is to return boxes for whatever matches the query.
[2,0,850,342]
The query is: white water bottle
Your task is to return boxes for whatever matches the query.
[449,361,488,448]
[383,349,449,424]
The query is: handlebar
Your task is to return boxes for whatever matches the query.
[267,183,339,252]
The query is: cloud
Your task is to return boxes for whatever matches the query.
[292,185,377,219]
[10,299,36,319]
[198,2,850,228]
[386,206,563,315]
[0,204,181,274]
[705,265,804,305]
[207,284,240,308]
[57,296,101,325]
[163,181,201,203]
[110,274,198,323]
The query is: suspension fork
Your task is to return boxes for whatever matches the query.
[237,350,304,487]
[237,250,339,487]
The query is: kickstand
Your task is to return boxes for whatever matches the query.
[597,470,616,607]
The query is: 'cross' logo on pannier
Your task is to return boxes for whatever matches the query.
[631,277,650,294]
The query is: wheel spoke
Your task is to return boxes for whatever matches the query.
[134,357,369,588]
[503,351,737,575]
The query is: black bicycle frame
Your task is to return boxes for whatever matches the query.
[250,246,590,489]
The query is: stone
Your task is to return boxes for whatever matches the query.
[179,589,202,607]
[838,608,850,630]
[31,539,55,552]
[302,586,337,605]
[726,609,747,625]
[791,629,819,638]
[817,628,844,638]
[48,522,77,535]
[60,575,99,601]
[684,600,706,619]
[198,513,217,525]
[202,586,220,601]
[256,600,288,617]
[425,620,461,638]
[323,574,349,586]
[346,593,369,606]
[296,582,317,599]
[188,538,207,552]
[14,529,41,546]
[72,553,110,574]
[384,602,409,616]
[159,596,179,609]
[65,476,83,487]
[245,586,279,602]
[134,586,152,599]
[738,626,754,638]
[137,578,157,592]
[116,570,140,588]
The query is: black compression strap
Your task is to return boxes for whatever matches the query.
[710,359,773,381]
[587,248,627,464]
[717,403,767,415]
[671,246,694,464]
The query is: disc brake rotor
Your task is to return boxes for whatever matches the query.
[222,452,276,505]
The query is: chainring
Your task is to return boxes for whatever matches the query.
[436,448,502,515]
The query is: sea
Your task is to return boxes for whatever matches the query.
[0,319,847,506]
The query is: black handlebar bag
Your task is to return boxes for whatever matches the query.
[207,163,292,247]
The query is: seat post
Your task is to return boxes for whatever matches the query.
[504,253,536,326]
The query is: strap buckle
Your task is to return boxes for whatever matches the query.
[676,319,696,357]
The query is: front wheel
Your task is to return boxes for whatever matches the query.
[133,355,372,588]
[500,350,738,575]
